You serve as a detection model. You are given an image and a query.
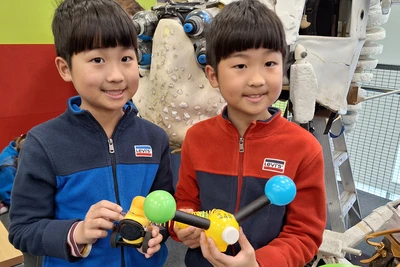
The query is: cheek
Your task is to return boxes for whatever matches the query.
[127,69,139,88]
[79,74,101,89]
[270,70,283,86]
[72,67,101,87]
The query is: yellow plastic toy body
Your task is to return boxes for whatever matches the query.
[175,210,210,229]
[122,196,150,245]
[176,209,239,252]
[207,209,239,252]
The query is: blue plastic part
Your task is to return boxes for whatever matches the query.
[138,34,153,41]
[183,23,194,33]
[264,175,296,206]
[139,54,152,66]
[197,54,206,65]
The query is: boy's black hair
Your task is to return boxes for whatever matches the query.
[52,0,138,68]
[206,0,287,75]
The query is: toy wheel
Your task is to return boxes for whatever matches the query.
[110,227,119,248]
[142,231,152,253]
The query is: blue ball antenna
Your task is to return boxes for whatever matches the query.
[265,175,296,206]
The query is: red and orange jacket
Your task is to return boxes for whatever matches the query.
[172,107,326,267]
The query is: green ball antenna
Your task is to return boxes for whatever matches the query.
[144,190,176,224]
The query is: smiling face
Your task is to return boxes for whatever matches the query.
[206,48,283,126]
[56,46,139,118]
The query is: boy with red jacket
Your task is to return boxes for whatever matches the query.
[171,0,326,266]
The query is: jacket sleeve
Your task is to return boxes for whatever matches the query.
[149,130,174,195]
[0,166,16,206]
[149,130,174,243]
[8,134,80,262]
[168,134,201,241]
[255,149,326,267]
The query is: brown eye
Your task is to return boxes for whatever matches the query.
[265,61,276,67]
[234,64,246,69]
[91,57,104,63]
[121,56,132,62]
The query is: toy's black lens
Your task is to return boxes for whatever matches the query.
[119,221,144,240]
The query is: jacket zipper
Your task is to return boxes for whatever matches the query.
[230,136,245,256]
[106,121,127,267]
[235,137,244,213]
[108,138,121,205]
[108,138,125,267]
[86,109,130,267]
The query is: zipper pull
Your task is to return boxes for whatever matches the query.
[239,137,244,153]
[108,138,115,154]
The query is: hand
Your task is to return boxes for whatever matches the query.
[173,209,202,249]
[199,228,259,267]
[75,200,124,245]
[137,226,163,258]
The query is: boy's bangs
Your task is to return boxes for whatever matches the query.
[69,6,137,53]
[217,21,285,60]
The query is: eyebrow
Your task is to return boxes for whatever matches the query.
[229,49,277,59]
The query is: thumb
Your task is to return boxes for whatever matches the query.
[237,227,252,250]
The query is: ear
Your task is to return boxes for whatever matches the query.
[55,57,72,82]
[205,65,219,88]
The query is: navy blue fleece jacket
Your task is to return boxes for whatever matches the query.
[9,96,174,267]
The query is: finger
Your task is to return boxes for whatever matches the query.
[143,243,160,258]
[192,228,202,238]
[97,206,124,222]
[84,217,115,232]
[94,200,123,213]
[79,226,109,244]
[205,235,232,266]
[237,227,254,252]
[139,235,161,259]
[87,201,123,221]
[206,236,224,259]
[146,229,162,248]
[199,232,221,266]
[199,232,211,258]
[187,241,200,249]
[151,226,160,237]
[175,226,197,240]
[87,228,109,240]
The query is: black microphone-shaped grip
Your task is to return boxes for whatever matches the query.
[234,175,297,223]
[234,195,270,223]
[174,210,211,229]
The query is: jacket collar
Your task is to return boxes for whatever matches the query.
[218,105,286,137]
[67,96,138,115]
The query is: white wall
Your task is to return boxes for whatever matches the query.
[375,7,400,65]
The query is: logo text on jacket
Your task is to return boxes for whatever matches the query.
[135,145,153,157]
[262,158,286,173]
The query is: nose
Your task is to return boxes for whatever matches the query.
[106,63,124,83]
[248,68,265,87]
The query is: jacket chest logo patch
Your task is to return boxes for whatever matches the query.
[135,145,153,157]
[262,158,286,173]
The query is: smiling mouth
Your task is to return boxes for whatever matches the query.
[244,94,266,103]
[104,90,124,95]
[246,94,263,98]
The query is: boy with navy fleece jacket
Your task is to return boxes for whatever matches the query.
[171,1,326,266]
[8,0,173,266]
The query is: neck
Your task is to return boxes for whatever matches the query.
[226,107,272,136]
[92,109,124,138]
